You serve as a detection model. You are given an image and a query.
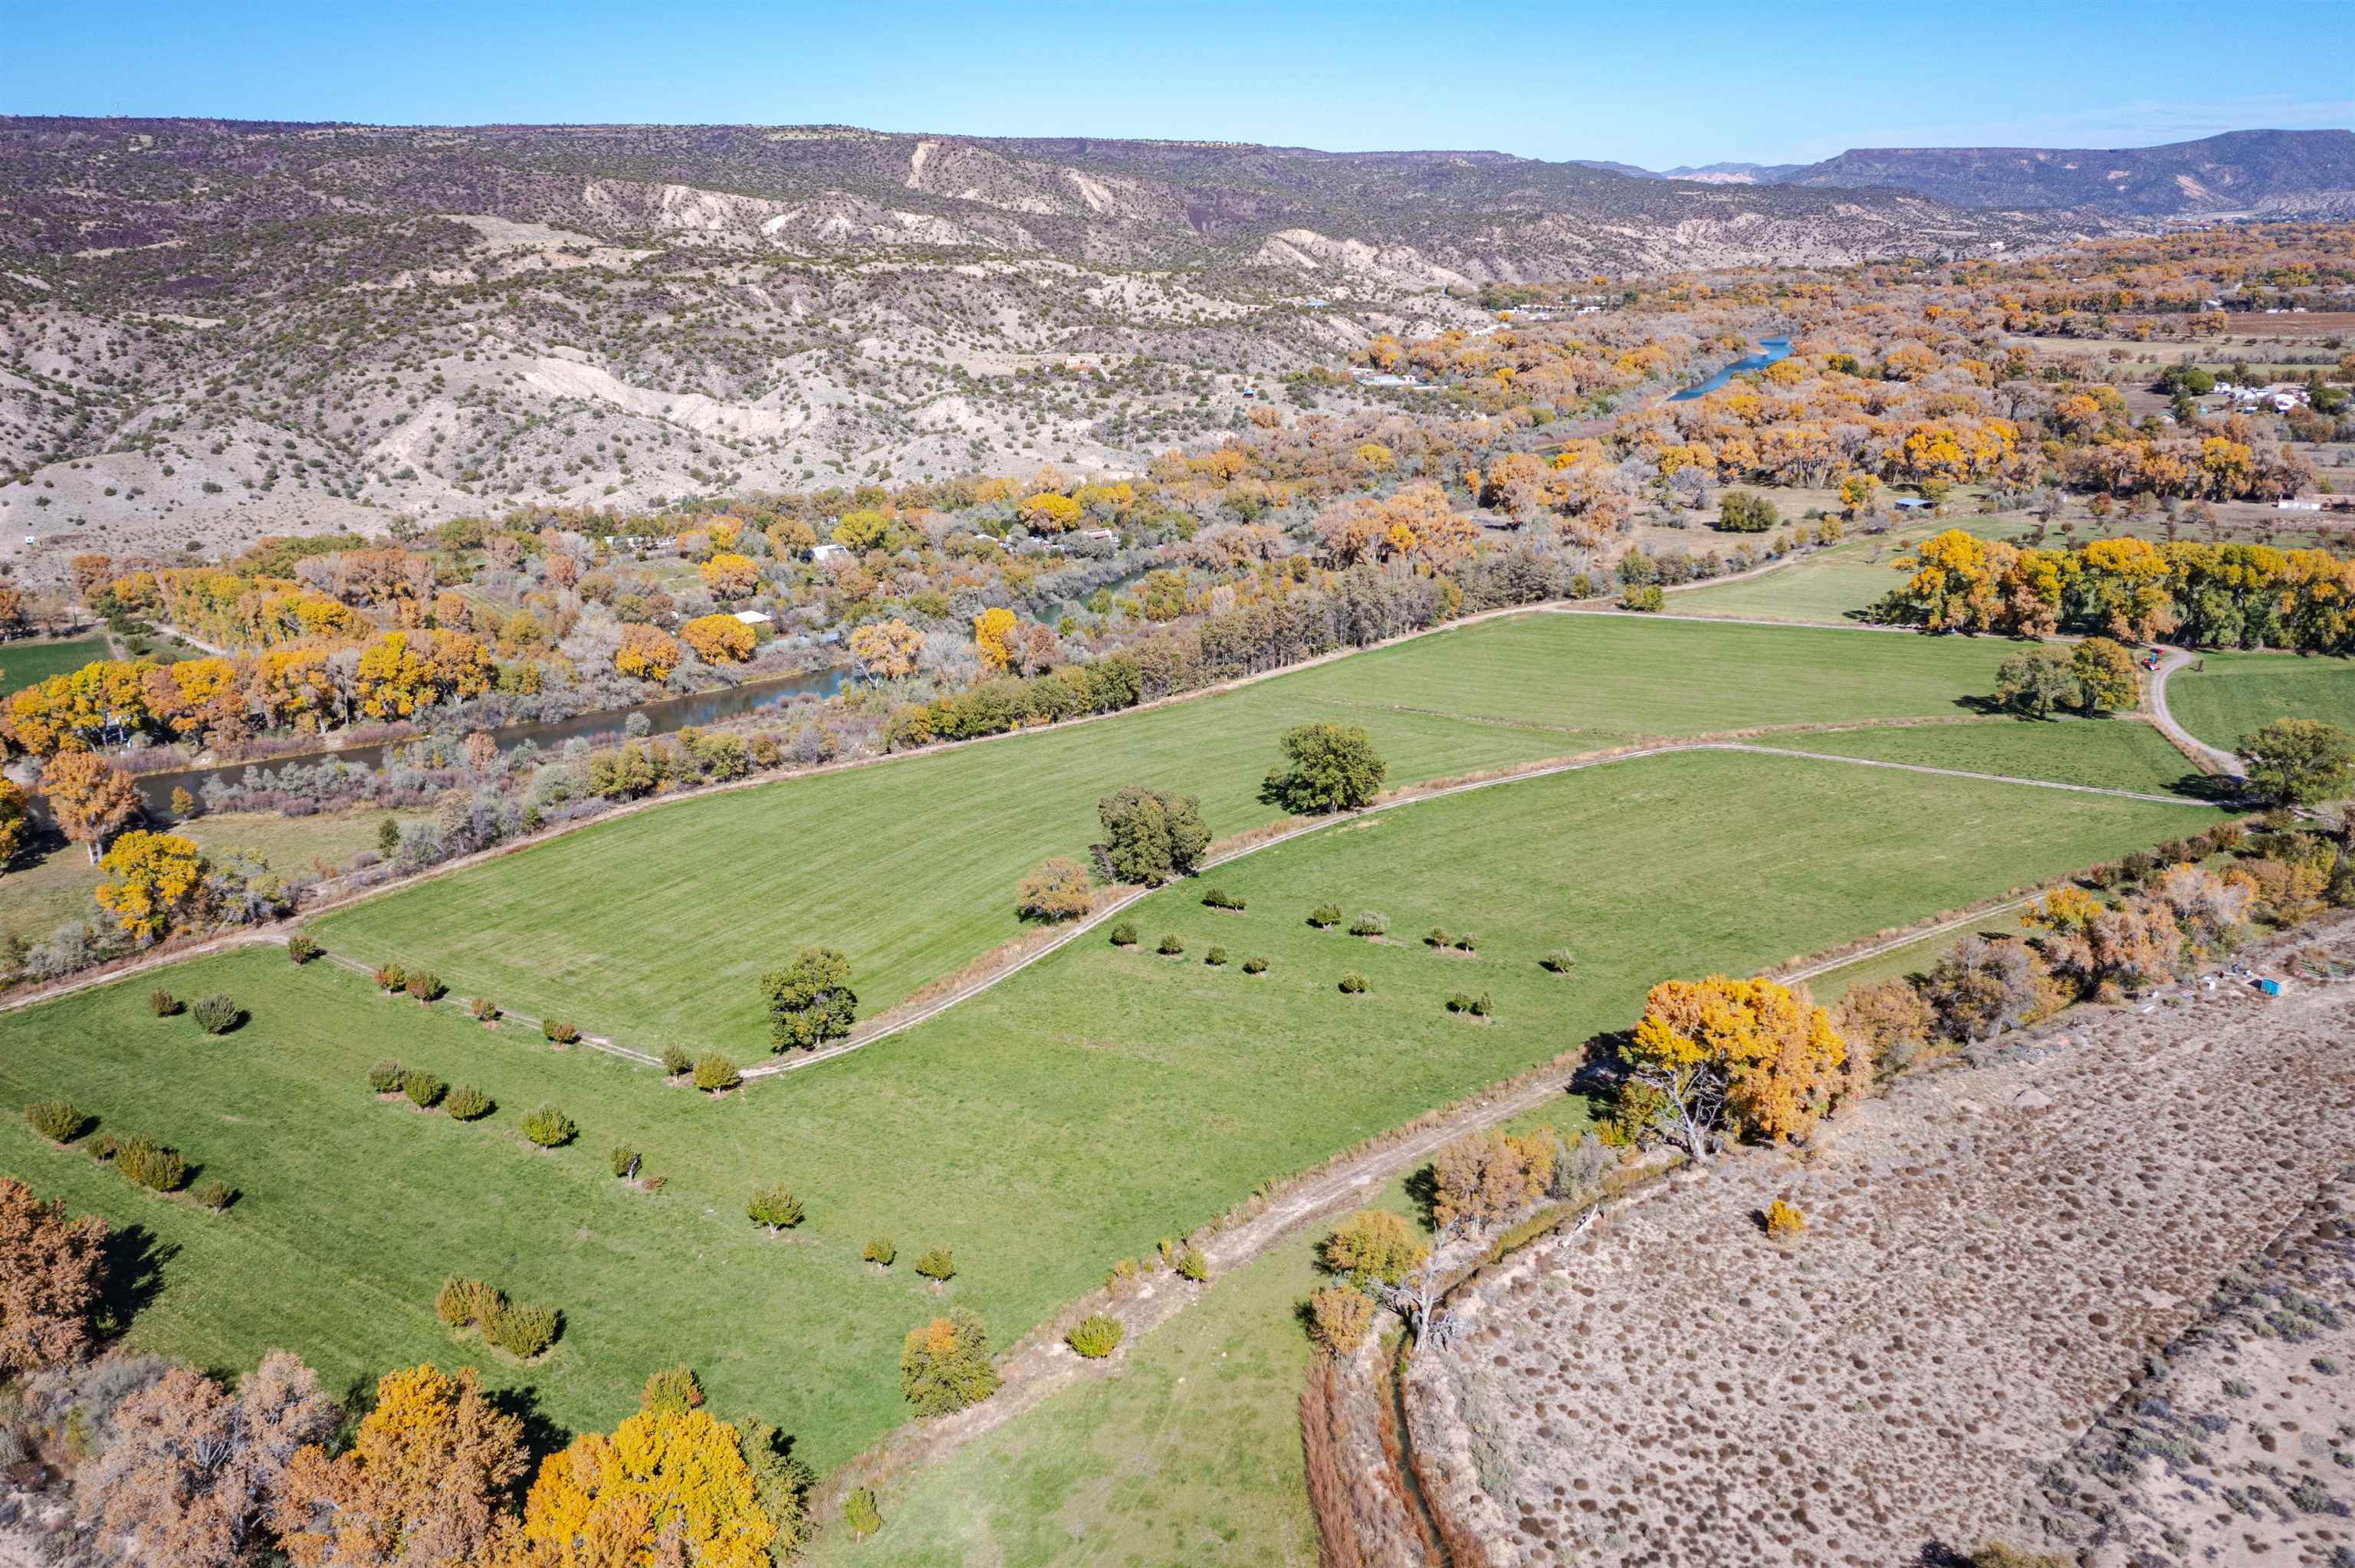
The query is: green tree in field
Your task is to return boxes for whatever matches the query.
[760,946,857,1051]
[1713,489,1779,533]
[899,1308,999,1415]
[2238,718,2354,806]
[1993,646,2075,717]
[2069,636,2140,713]
[1261,723,1388,814]
[1095,786,1210,885]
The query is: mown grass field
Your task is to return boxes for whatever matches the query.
[2,747,2215,1471]
[2165,650,2355,751]
[1784,717,2216,799]
[0,632,110,697]
[2,809,419,946]
[314,613,2026,1051]
[803,1174,1438,1568]
[1668,517,2037,625]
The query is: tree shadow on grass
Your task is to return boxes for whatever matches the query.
[95,1224,175,1341]
[2163,771,2245,805]
[487,1381,573,1470]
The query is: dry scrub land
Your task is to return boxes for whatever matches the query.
[1408,917,2355,1567]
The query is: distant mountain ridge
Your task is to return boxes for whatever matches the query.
[1775,129,2355,216]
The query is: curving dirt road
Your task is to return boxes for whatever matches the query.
[2146,646,2248,778]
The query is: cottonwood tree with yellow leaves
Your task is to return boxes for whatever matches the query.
[680,613,757,664]
[698,552,762,600]
[846,618,924,681]
[41,751,143,862]
[96,830,209,943]
[274,1363,529,1568]
[1615,976,1848,1160]
[488,1406,777,1568]
[614,623,682,681]
[972,606,1019,673]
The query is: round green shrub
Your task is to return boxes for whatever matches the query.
[191,994,244,1035]
[1348,910,1388,937]
[1175,1245,1209,1283]
[471,996,500,1022]
[1338,972,1368,994]
[1447,992,1476,1013]
[693,1052,741,1092]
[1156,933,1184,955]
[543,1019,581,1045]
[285,933,321,964]
[404,972,445,1004]
[863,1236,896,1266]
[914,1246,956,1281]
[192,1179,234,1212]
[484,1301,560,1359]
[660,1044,694,1076]
[747,1184,804,1232]
[1066,1314,1125,1358]
[1204,946,1228,966]
[444,1085,494,1121]
[1308,903,1342,929]
[366,1058,404,1093]
[117,1135,188,1193]
[1453,932,1480,953]
[843,1487,883,1541]
[401,1070,447,1109]
[610,1146,642,1179]
[25,1101,87,1144]
[1109,920,1139,947]
[1424,926,1452,948]
[521,1106,576,1148]
[373,963,407,993]
[436,1274,501,1327]
[148,988,182,1018]
[1541,948,1577,973]
[1242,956,1269,974]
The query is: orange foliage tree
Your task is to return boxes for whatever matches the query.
[276,1363,529,1568]
[1618,975,1848,1156]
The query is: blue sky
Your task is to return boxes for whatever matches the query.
[9,0,2351,169]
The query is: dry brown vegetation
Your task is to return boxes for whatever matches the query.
[1403,916,2355,1566]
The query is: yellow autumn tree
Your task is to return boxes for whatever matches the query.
[614,624,682,681]
[95,830,208,942]
[488,1408,774,1568]
[277,1363,529,1568]
[679,614,757,664]
[846,618,924,681]
[972,607,1018,673]
[1017,492,1082,532]
[698,552,761,600]
[1620,976,1847,1156]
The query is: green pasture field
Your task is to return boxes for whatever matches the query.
[1,809,419,946]
[0,633,110,697]
[1782,716,2217,799]
[313,613,2026,1051]
[1668,516,2042,625]
[1,746,2213,1471]
[2164,650,2355,751]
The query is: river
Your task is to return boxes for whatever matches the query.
[1670,336,1792,402]
[125,664,847,813]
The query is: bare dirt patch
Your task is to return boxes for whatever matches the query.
[1404,917,2355,1566]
